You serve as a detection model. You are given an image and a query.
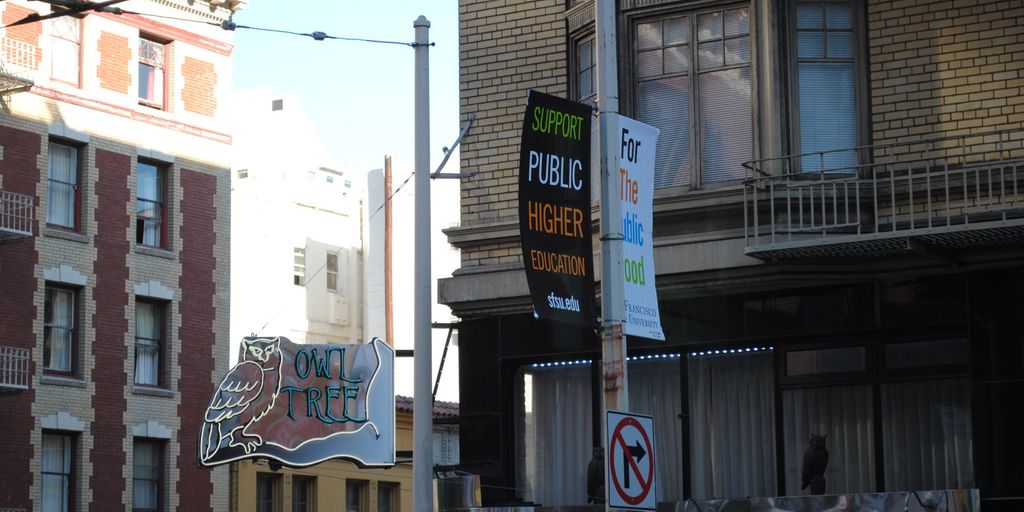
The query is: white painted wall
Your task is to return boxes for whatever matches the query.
[229,88,363,363]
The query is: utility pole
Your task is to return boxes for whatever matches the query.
[595,0,628,507]
[412,15,433,512]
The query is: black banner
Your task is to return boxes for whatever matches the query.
[518,90,595,326]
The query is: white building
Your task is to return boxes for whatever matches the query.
[229,88,363,356]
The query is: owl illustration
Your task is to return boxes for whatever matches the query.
[200,336,283,463]
[801,433,829,494]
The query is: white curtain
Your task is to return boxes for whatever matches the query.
[135,303,160,385]
[45,289,73,372]
[133,441,159,509]
[688,351,776,499]
[783,385,875,495]
[882,378,973,491]
[41,434,70,512]
[628,358,684,501]
[137,164,162,246]
[520,365,593,506]
[47,143,76,228]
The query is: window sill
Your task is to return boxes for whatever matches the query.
[41,374,87,388]
[135,245,176,260]
[132,385,175,398]
[43,227,89,244]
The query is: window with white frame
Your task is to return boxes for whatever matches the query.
[634,5,752,188]
[138,37,165,108]
[47,141,79,230]
[326,253,339,292]
[44,286,76,374]
[48,15,81,85]
[792,0,858,171]
[42,432,74,512]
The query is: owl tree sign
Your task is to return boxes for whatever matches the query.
[198,336,395,468]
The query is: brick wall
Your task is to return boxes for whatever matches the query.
[459,0,567,266]
[89,148,131,509]
[0,125,40,510]
[98,31,133,94]
[176,169,217,512]
[869,0,1024,144]
[181,56,218,117]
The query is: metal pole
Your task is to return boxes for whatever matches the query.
[413,15,433,512]
[596,0,628,507]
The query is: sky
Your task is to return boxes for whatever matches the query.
[231,1,463,402]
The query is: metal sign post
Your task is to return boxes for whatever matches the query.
[595,0,628,509]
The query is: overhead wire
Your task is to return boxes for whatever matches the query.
[8,0,438,336]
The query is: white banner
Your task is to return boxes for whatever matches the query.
[618,116,664,341]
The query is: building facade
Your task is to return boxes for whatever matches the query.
[444,0,1024,509]
[0,0,238,510]
[229,89,363,353]
[230,396,459,512]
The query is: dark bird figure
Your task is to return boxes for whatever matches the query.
[801,433,829,495]
[200,337,284,463]
[586,446,605,504]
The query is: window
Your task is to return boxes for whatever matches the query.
[291,476,315,512]
[345,480,368,512]
[139,37,165,107]
[293,248,306,286]
[47,141,79,230]
[634,6,752,188]
[237,169,249,179]
[136,160,167,248]
[42,433,74,512]
[48,15,81,85]
[257,473,281,512]
[132,439,163,512]
[325,175,335,184]
[575,36,596,105]
[792,0,858,171]
[326,253,339,292]
[134,301,165,387]
[377,482,398,512]
[44,286,76,374]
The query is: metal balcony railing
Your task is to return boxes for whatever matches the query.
[0,37,37,95]
[0,190,33,240]
[743,129,1024,259]
[0,346,30,391]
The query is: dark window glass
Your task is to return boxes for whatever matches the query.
[256,473,278,512]
[291,476,313,512]
[132,439,163,512]
[345,480,367,512]
[786,346,865,376]
[885,339,969,369]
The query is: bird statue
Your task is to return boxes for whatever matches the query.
[200,336,284,463]
[586,446,605,504]
[801,433,829,495]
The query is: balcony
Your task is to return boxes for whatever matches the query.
[0,190,33,241]
[0,37,36,95]
[743,129,1024,260]
[0,346,30,391]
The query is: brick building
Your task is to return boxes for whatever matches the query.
[443,0,1024,509]
[0,0,240,510]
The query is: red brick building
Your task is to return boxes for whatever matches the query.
[0,1,240,510]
